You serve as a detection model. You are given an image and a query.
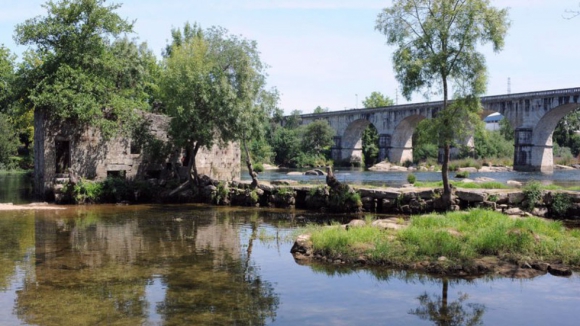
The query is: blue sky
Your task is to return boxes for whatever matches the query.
[1,0,578,114]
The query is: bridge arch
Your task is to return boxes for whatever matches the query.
[339,119,374,164]
[389,114,426,163]
[518,103,580,172]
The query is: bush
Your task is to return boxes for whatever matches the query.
[551,193,572,218]
[253,162,265,173]
[406,173,416,184]
[455,171,470,178]
[73,179,103,204]
[522,180,543,211]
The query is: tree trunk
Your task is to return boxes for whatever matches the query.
[441,75,452,204]
[242,132,259,188]
[189,142,200,186]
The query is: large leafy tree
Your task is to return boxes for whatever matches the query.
[13,0,151,137]
[160,23,276,186]
[362,93,394,166]
[301,119,334,156]
[0,46,16,112]
[376,0,509,201]
[362,91,394,108]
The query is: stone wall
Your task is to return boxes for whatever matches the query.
[34,109,241,199]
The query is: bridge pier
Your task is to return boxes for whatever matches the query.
[389,147,413,164]
[378,134,391,162]
[513,128,553,172]
[331,136,342,162]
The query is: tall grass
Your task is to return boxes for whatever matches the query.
[305,209,580,267]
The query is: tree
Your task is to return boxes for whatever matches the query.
[271,127,301,167]
[284,109,303,129]
[362,124,380,166]
[498,117,514,141]
[361,93,393,166]
[160,23,275,186]
[14,0,150,137]
[301,119,334,156]
[376,0,509,201]
[313,106,329,114]
[362,91,394,108]
[0,113,19,167]
[0,46,16,113]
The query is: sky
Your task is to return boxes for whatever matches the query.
[1,0,579,114]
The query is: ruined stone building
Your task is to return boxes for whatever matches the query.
[33,110,241,199]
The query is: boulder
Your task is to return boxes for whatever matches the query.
[304,170,320,176]
[456,190,487,203]
[372,219,407,230]
[548,264,572,277]
[271,179,298,185]
[508,192,525,204]
[347,219,366,228]
[287,172,303,176]
[507,180,523,188]
[457,167,478,173]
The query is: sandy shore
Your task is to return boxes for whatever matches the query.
[0,203,66,211]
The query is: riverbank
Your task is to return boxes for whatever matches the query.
[290,209,579,278]
[0,203,66,210]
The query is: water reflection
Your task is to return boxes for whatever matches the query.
[11,206,279,325]
[409,278,485,326]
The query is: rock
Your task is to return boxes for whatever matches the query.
[347,219,366,228]
[271,179,298,185]
[287,172,303,176]
[457,190,487,203]
[304,170,321,176]
[372,219,407,230]
[313,169,327,175]
[508,192,525,204]
[457,167,478,173]
[368,161,391,171]
[504,207,523,216]
[461,178,475,183]
[548,264,572,277]
[290,234,313,256]
[507,180,523,188]
[262,164,279,170]
[554,164,575,170]
[531,207,548,217]
[475,177,495,182]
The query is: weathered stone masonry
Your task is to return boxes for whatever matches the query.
[34,109,240,199]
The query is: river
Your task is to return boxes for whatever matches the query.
[0,173,579,325]
[245,168,580,188]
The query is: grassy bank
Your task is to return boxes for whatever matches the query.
[304,209,580,269]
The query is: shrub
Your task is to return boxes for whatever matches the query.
[406,173,416,184]
[522,180,543,211]
[551,193,572,218]
[73,179,103,204]
[253,162,265,173]
[455,171,469,178]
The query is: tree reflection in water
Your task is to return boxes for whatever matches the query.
[13,206,279,326]
[409,278,486,326]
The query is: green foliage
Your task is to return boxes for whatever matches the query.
[284,110,303,129]
[522,180,543,211]
[313,106,329,114]
[301,119,335,156]
[214,181,230,205]
[362,92,394,108]
[455,171,470,178]
[328,185,362,212]
[306,209,580,266]
[553,108,580,156]
[407,173,416,184]
[498,118,514,141]
[253,162,265,173]
[362,124,379,166]
[0,45,16,112]
[14,0,150,137]
[0,113,19,167]
[551,193,572,218]
[272,127,302,166]
[474,128,514,160]
[73,179,103,204]
[160,23,276,183]
[413,143,439,163]
[376,0,510,196]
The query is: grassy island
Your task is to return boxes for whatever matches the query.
[293,209,580,277]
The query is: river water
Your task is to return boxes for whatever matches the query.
[245,168,580,188]
[1,174,580,325]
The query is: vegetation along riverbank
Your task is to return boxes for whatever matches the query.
[291,209,580,278]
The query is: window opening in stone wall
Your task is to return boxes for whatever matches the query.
[107,170,126,178]
[130,142,141,154]
[55,140,71,174]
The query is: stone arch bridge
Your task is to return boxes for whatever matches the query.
[295,87,580,172]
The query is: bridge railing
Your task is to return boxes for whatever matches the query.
[297,87,580,119]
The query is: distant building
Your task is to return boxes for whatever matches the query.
[33,110,240,199]
[484,112,502,131]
